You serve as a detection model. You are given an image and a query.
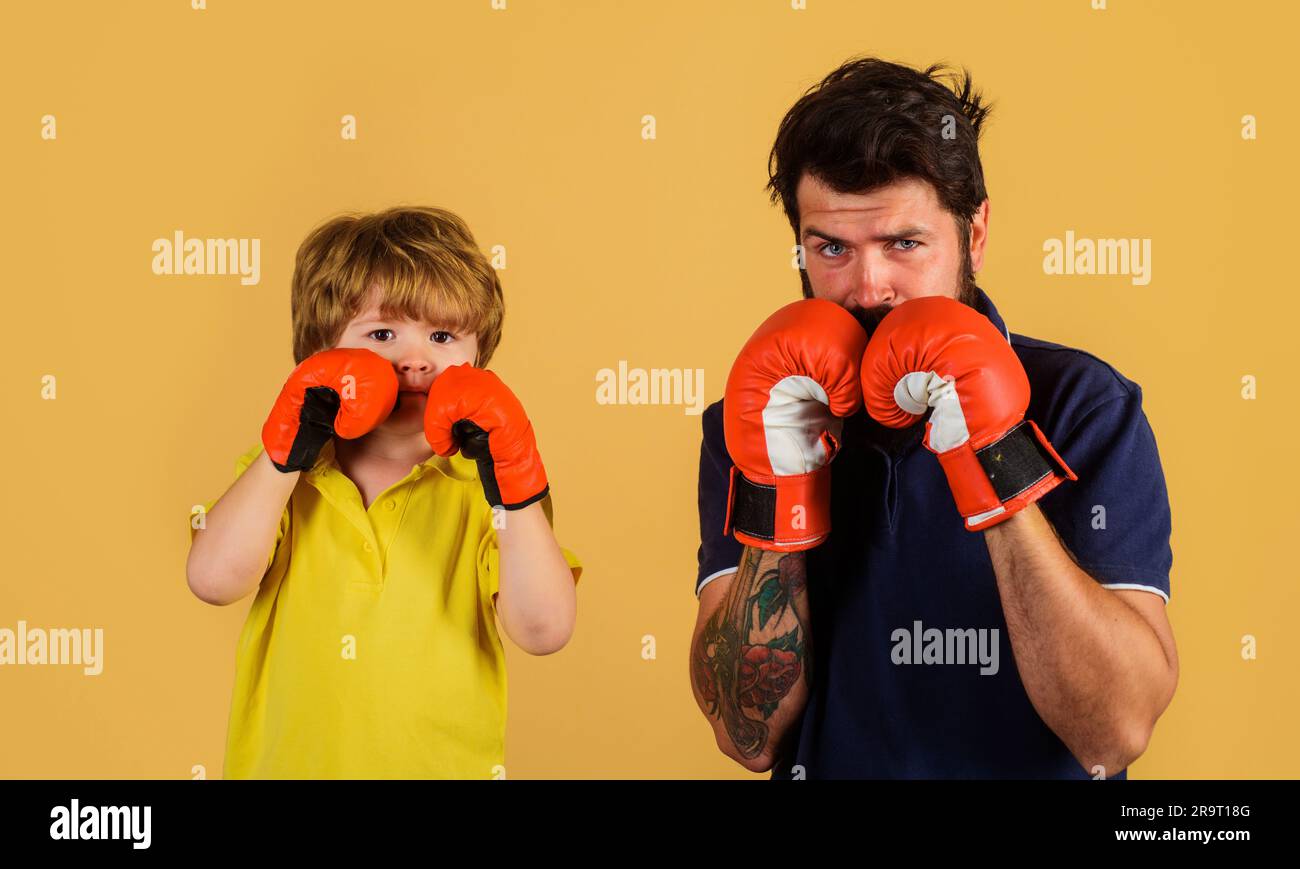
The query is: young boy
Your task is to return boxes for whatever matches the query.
[186,206,581,778]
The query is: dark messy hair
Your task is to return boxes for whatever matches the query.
[766,57,993,298]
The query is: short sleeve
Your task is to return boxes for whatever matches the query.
[696,401,743,597]
[188,443,290,576]
[1038,387,1173,601]
[477,493,583,599]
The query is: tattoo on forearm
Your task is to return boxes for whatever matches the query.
[692,547,810,759]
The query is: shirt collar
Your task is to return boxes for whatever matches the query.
[424,450,480,482]
[971,285,1012,343]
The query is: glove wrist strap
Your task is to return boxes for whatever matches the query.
[724,465,832,552]
[937,419,1077,531]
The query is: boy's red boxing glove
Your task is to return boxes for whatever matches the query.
[723,299,868,551]
[860,295,1076,531]
[261,348,399,473]
[423,364,549,510]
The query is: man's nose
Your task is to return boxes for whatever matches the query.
[851,258,895,309]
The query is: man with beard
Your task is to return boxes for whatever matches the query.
[689,57,1178,779]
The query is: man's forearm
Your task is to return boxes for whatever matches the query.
[690,546,811,772]
[984,504,1176,775]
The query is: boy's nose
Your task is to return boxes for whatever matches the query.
[399,357,433,375]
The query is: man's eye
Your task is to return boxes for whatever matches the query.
[368,329,395,342]
[892,239,920,251]
[431,331,455,345]
[819,242,846,258]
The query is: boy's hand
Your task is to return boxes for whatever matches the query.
[261,348,399,473]
[423,364,549,510]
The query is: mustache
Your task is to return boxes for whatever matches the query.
[847,287,979,336]
[849,304,894,336]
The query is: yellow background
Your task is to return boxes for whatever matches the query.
[2,0,1294,778]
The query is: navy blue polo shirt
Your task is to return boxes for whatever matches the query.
[695,288,1173,779]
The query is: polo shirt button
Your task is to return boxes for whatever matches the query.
[364,542,374,553]
[385,500,396,510]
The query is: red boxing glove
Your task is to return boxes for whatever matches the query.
[860,295,1076,531]
[262,347,399,473]
[423,364,549,510]
[723,299,868,551]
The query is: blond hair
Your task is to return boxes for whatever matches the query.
[290,206,504,365]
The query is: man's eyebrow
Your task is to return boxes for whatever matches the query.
[803,227,851,245]
[880,225,931,240]
[803,225,933,245]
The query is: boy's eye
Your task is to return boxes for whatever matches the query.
[819,242,846,258]
[892,239,920,251]
[431,331,455,345]
[368,329,395,342]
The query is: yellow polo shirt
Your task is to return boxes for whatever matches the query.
[190,438,581,779]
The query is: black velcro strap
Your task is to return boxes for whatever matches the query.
[275,386,340,473]
[453,420,503,506]
[730,473,776,542]
[975,421,1065,503]
[452,419,549,511]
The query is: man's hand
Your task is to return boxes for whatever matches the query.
[861,295,1076,530]
[723,299,867,550]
